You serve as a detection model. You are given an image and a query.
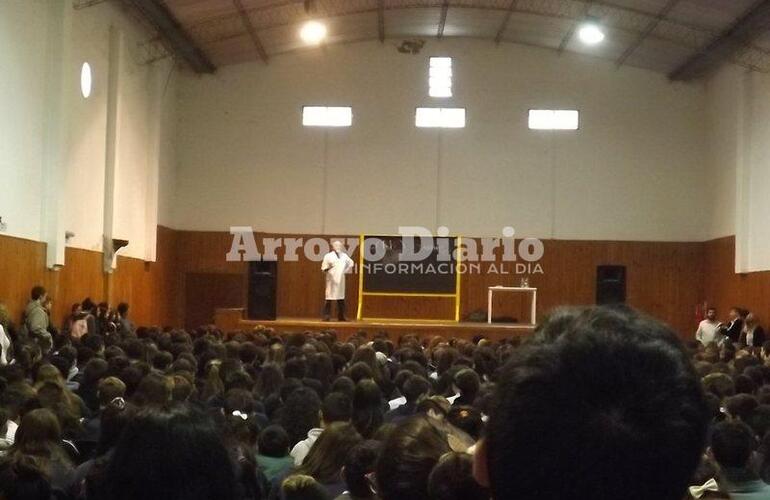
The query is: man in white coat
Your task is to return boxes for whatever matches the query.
[321,240,355,321]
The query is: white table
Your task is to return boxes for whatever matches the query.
[487,286,537,325]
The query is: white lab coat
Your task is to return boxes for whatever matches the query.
[321,251,354,300]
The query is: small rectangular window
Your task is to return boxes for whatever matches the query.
[302,106,353,127]
[429,57,453,98]
[415,107,466,128]
[528,109,579,130]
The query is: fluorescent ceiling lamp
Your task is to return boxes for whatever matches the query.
[578,23,605,45]
[528,110,579,130]
[302,106,352,127]
[300,20,327,45]
[416,107,466,128]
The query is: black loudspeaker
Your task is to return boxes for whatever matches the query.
[596,265,626,305]
[248,260,277,320]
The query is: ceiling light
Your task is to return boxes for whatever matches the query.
[80,62,92,98]
[577,23,605,45]
[300,20,327,45]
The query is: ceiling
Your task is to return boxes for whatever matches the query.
[127,0,770,77]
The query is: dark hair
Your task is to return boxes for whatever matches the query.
[403,375,431,404]
[30,286,46,301]
[97,405,236,500]
[131,373,171,407]
[453,369,480,405]
[297,422,362,484]
[117,303,129,316]
[0,456,53,500]
[711,421,756,469]
[428,452,488,500]
[352,379,384,439]
[321,392,352,424]
[258,425,290,458]
[343,440,381,498]
[329,376,355,399]
[485,306,709,500]
[725,393,759,421]
[375,416,450,500]
[280,387,321,447]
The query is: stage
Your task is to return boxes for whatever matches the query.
[214,308,535,342]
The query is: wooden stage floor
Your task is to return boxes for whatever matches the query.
[215,308,535,342]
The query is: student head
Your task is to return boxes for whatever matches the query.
[97,377,126,408]
[352,379,384,439]
[281,387,322,446]
[281,475,331,500]
[297,422,363,485]
[332,240,344,253]
[98,405,236,500]
[706,307,717,321]
[452,369,480,403]
[710,421,757,471]
[258,425,291,458]
[428,452,488,500]
[12,408,63,459]
[476,306,709,500]
[321,392,352,426]
[30,286,47,303]
[375,415,451,500]
[117,302,129,318]
[342,440,381,499]
[403,375,431,405]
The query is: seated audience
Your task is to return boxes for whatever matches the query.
[4,289,770,500]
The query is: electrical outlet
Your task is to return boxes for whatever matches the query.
[0,217,7,233]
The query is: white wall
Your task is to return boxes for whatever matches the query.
[0,0,176,262]
[703,64,770,273]
[704,65,742,241]
[175,39,709,241]
[0,0,50,242]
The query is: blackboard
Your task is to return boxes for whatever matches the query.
[361,235,457,294]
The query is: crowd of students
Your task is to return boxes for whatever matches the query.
[0,286,769,499]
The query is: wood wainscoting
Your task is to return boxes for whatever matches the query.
[2,227,741,339]
[0,226,177,329]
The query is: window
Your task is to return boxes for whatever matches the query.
[528,110,579,130]
[80,62,92,99]
[429,57,452,98]
[302,106,352,127]
[415,107,466,128]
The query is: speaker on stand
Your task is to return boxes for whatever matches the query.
[247,260,277,320]
[596,265,626,305]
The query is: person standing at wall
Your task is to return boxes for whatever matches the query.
[22,286,52,352]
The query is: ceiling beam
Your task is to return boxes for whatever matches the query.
[437,0,449,39]
[233,0,270,63]
[557,0,594,54]
[121,0,215,73]
[616,0,680,67]
[377,0,385,42]
[494,0,519,45]
[670,0,770,81]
